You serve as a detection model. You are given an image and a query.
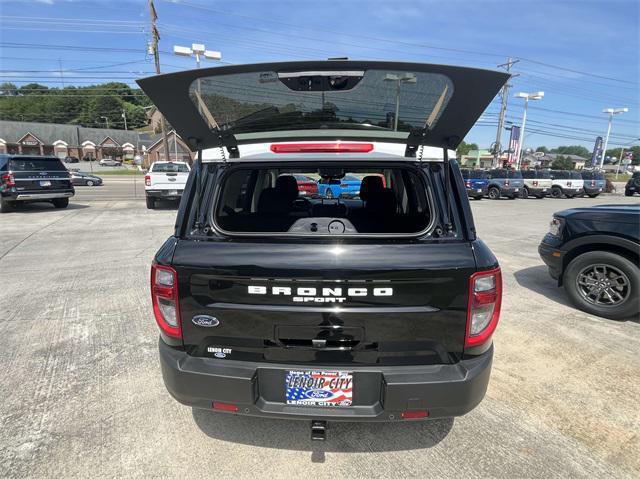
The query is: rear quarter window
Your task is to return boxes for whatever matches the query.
[151,163,190,173]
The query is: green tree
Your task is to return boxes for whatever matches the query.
[552,155,575,170]
[456,140,479,156]
[0,83,18,96]
[535,146,549,153]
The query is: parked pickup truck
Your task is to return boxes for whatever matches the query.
[145,161,191,209]
[138,60,507,439]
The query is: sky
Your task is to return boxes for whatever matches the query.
[0,0,638,152]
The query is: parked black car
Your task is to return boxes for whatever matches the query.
[70,171,103,186]
[138,60,508,434]
[580,170,606,198]
[63,156,80,163]
[486,168,524,199]
[0,154,74,213]
[625,172,640,196]
[539,204,639,320]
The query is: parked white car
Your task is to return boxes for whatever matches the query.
[99,158,122,167]
[144,161,191,209]
[521,169,552,198]
[550,170,584,198]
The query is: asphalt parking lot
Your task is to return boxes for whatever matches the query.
[1,192,638,478]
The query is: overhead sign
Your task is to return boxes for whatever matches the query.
[507,126,521,164]
[589,136,603,168]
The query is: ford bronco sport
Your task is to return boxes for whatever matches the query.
[138,61,507,437]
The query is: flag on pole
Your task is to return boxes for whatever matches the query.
[589,136,603,168]
[507,126,521,164]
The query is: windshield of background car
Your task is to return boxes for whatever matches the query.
[213,164,433,236]
[9,158,66,172]
[151,163,190,173]
[190,69,454,135]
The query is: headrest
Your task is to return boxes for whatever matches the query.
[275,175,299,202]
[366,189,397,214]
[257,188,288,215]
[359,175,384,201]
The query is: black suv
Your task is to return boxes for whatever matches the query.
[539,204,639,320]
[138,61,508,434]
[0,154,74,212]
[625,172,640,196]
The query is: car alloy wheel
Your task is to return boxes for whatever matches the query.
[488,187,500,200]
[521,187,529,199]
[576,263,630,307]
[86,180,94,186]
[551,187,562,198]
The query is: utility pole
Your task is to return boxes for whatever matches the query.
[493,58,519,168]
[121,109,128,131]
[148,0,171,162]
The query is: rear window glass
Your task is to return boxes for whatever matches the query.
[507,170,523,179]
[151,163,190,173]
[468,170,488,179]
[552,170,570,179]
[191,69,454,135]
[9,157,66,172]
[213,164,433,236]
[570,171,583,180]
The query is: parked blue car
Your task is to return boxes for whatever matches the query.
[487,169,524,199]
[580,170,606,198]
[317,174,362,198]
[461,169,489,200]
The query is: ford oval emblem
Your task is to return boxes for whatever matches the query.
[214,352,226,358]
[304,389,332,400]
[192,315,219,327]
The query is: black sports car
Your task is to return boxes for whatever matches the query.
[70,172,103,186]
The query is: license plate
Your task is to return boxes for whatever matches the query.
[168,190,178,196]
[514,188,519,192]
[542,188,547,192]
[285,370,353,407]
[39,180,51,187]
[476,189,482,193]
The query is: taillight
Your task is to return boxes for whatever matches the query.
[532,180,538,187]
[465,180,471,188]
[2,172,15,187]
[270,142,374,153]
[591,180,595,187]
[145,175,151,187]
[504,179,510,186]
[151,263,181,339]
[466,267,502,348]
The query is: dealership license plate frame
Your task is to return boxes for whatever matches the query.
[39,180,52,187]
[285,370,353,407]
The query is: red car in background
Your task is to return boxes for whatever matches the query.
[294,174,319,196]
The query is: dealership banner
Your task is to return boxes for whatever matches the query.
[589,136,603,168]
[507,126,521,164]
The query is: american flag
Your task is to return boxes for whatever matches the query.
[286,371,353,407]
[508,126,521,164]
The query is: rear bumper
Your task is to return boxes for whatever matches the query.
[466,187,487,198]
[560,188,583,196]
[526,187,549,196]
[500,187,520,197]
[159,338,493,421]
[583,186,603,195]
[6,190,74,201]
[146,189,184,199]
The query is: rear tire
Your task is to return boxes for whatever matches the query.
[625,190,633,197]
[521,187,529,199]
[473,195,483,200]
[0,197,14,213]
[86,180,94,187]
[488,187,500,200]
[565,194,575,199]
[551,186,563,199]
[146,196,156,209]
[588,194,599,198]
[52,198,69,209]
[564,251,639,320]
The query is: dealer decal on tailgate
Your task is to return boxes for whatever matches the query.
[285,370,353,407]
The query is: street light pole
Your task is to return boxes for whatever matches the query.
[600,108,628,170]
[173,44,222,119]
[383,73,416,131]
[101,116,109,129]
[514,91,544,169]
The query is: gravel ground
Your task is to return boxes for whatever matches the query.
[0,194,638,478]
